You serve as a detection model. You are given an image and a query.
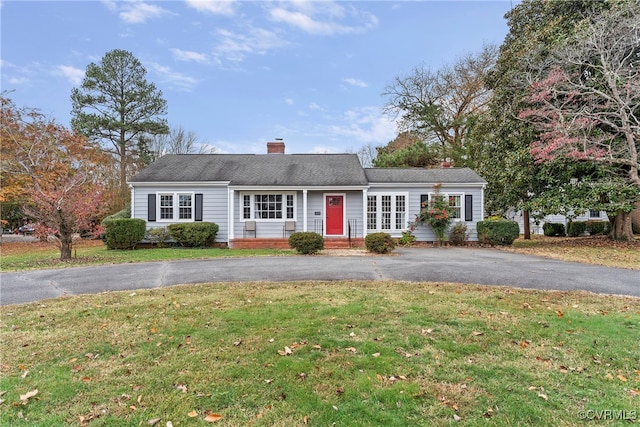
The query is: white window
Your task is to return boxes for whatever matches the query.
[447,195,462,220]
[367,193,408,232]
[241,192,296,221]
[423,193,464,221]
[158,193,193,221]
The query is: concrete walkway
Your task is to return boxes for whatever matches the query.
[1,247,638,305]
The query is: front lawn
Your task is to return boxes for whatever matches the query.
[1,281,638,426]
[0,239,292,271]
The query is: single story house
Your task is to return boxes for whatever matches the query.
[510,210,610,235]
[128,141,487,248]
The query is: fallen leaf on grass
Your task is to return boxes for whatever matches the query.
[471,331,484,336]
[303,415,309,424]
[345,347,357,353]
[187,410,198,417]
[617,374,628,382]
[277,346,292,356]
[538,393,548,400]
[204,412,222,422]
[147,418,161,425]
[19,389,38,404]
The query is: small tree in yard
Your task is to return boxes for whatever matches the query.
[1,97,109,260]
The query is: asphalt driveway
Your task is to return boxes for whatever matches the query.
[1,247,638,306]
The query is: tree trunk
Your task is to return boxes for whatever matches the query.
[60,238,72,260]
[608,211,633,241]
[58,208,73,260]
[523,210,531,240]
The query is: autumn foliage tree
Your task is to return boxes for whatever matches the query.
[519,2,640,240]
[1,97,109,259]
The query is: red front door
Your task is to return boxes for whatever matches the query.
[325,195,344,235]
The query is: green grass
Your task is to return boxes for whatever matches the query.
[0,240,293,271]
[1,281,638,426]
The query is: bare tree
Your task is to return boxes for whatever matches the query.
[145,126,218,162]
[382,44,497,163]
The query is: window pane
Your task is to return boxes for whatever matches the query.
[395,195,405,229]
[286,195,294,219]
[178,194,192,219]
[160,194,173,219]
[253,194,285,220]
[381,195,391,230]
[448,195,461,219]
[367,195,377,230]
[243,195,251,219]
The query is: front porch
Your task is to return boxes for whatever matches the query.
[230,237,365,250]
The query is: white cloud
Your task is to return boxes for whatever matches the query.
[268,2,378,35]
[185,0,236,16]
[118,1,173,24]
[148,62,198,91]
[285,98,294,105]
[171,48,208,64]
[308,102,324,111]
[55,65,85,85]
[329,106,396,144]
[214,27,289,62]
[343,78,368,88]
[309,145,341,154]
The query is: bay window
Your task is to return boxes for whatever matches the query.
[241,192,295,220]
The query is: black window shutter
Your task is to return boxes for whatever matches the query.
[148,194,156,222]
[420,194,429,210]
[465,194,473,221]
[195,194,203,221]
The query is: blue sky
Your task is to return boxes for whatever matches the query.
[1,1,515,154]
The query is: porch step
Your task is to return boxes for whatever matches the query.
[230,238,365,250]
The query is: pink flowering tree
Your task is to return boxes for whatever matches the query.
[518,3,640,240]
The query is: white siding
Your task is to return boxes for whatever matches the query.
[132,185,229,242]
[368,184,485,241]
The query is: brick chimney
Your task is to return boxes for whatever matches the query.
[267,138,285,154]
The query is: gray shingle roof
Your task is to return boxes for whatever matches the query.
[364,167,486,184]
[129,154,369,186]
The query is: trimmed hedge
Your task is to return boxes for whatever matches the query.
[543,222,565,237]
[102,218,146,249]
[289,232,324,254]
[567,221,587,237]
[477,220,519,246]
[168,222,218,247]
[586,220,610,235]
[365,232,396,254]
